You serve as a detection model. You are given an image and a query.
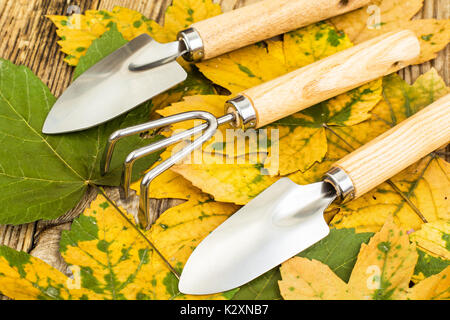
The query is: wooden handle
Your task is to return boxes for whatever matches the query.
[192,0,371,60]
[333,94,450,198]
[241,30,421,128]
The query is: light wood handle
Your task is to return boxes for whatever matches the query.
[241,30,421,128]
[192,0,371,60]
[333,94,450,198]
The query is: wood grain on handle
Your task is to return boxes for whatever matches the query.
[334,94,450,198]
[192,0,371,60]
[241,30,421,128]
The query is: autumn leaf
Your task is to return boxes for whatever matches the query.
[131,165,204,201]
[279,219,450,300]
[0,192,238,300]
[197,22,353,94]
[0,245,89,300]
[165,68,447,206]
[0,53,160,224]
[173,161,278,205]
[346,218,418,299]
[152,23,381,204]
[330,0,450,64]
[73,24,128,80]
[279,258,349,300]
[413,249,450,283]
[166,79,382,204]
[48,2,220,66]
[265,79,382,175]
[328,69,450,232]
[407,266,450,299]
[297,228,374,282]
[49,2,217,110]
[410,220,450,260]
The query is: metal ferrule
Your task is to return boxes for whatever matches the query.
[177,28,204,62]
[323,167,355,203]
[225,95,257,130]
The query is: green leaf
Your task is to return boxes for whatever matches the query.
[233,228,373,300]
[298,228,374,282]
[0,30,162,224]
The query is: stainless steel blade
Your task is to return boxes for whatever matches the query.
[178,178,336,295]
[42,34,187,134]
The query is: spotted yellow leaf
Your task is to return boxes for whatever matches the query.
[172,161,278,205]
[0,193,238,300]
[163,79,381,204]
[330,0,450,64]
[346,218,418,299]
[410,220,450,260]
[157,0,221,43]
[278,219,449,300]
[279,258,350,300]
[130,161,204,201]
[407,266,450,299]
[332,155,450,233]
[48,1,220,66]
[266,79,382,175]
[288,68,448,231]
[328,69,450,232]
[0,246,91,300]
[48,7,162,66]
[330,0,423,43]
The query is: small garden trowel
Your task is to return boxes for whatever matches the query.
[42,0,371,134]
[178,93,450,295]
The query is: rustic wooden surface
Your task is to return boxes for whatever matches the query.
[0,0,448,299]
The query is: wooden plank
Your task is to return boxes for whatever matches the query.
[0,0,448,300]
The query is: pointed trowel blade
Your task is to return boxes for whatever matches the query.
[178,178,336,295]
[42,34,187,134]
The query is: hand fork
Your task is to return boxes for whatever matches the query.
[102,30,421,228]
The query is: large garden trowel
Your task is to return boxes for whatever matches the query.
[42,0,371,134]
[178,93,450,295]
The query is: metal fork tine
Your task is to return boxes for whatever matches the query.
[102,112,209,176]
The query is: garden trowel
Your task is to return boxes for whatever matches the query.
[178,93,450,295]
[42,0,371,134]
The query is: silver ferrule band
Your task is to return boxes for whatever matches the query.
[177,28,204,62]
[225,95,258,130]
[323,167,355,203]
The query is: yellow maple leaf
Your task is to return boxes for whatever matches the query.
[330,0,450,64]
[0,247,91,300]
[152,31,380,202]
[172,160,278,205]
[410,220,450,260]
[327,69,450,232]
[346,218,418,299]
[0,193,237,300]
[331,155,450,233]
[279,219,449,300]
[197,23,353,94]
[130,160,204,201]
